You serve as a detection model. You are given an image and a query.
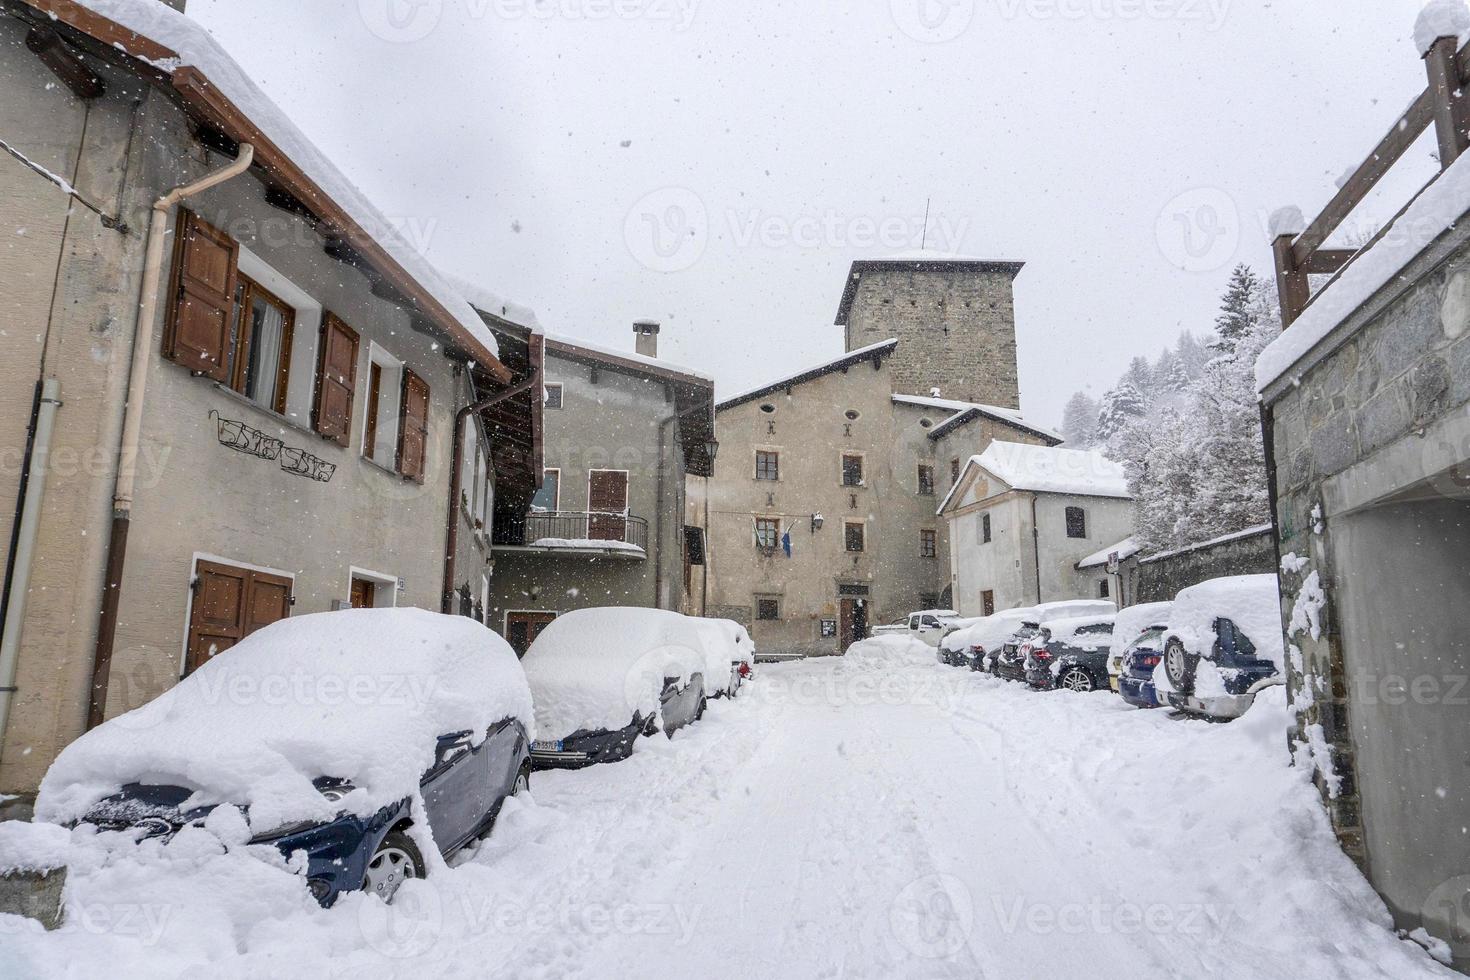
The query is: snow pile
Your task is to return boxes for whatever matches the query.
[57,0,500,362]
[1039,614,1114,650]
[941,607,1040,654]
[441,271,541,332]
[1415,0,1470,55]
[531,537,645,554]
[689,618,751,696]
[521,608,708,737]
[1268,205,1307,240]
[844,634,936,667]
[0,820,70,873]
[1163,574,1286,669]
[1257,128,1470,391]
[947,442,1131,511]
[35,609,532,834]
[1109,601,1173,659]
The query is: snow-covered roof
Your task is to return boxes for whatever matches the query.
[717,338,899,410]
[1137,523,1273,565]
[442,272,542,333]
[1077,536,1141,570]
[47,0,502,367]
[545,331,712,383]
[892,394,1063,444]
[521,608,709,738]
[1256,97,1470,392]
[1415,0,1470,56]
[938,441,1131,512]
[35,609,534,832]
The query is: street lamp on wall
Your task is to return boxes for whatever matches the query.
[704,437,719,463]
[811,514,824,534]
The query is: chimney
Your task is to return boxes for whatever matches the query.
[633,319,660,359]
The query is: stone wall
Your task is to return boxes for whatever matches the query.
[843,266,1021,409]
[1131,527,1277,604]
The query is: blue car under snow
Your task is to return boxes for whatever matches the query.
[1117,626,1167,709]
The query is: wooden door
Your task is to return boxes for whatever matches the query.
[350,578,376,609]
[982,590,996,616]
[506,612,557,657]
[186,560,292,674]
[587,470,629,541]
[839,599,856,651]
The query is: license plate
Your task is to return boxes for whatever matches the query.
[532,739,563,753]
[1109,678,1119,692]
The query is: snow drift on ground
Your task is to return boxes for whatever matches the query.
[689,618,749,696]
[1110,601,1174,660]
[35,609,532,834]
[844,635,936,667]
[521,608,708,737]
[1163,574,1285,668]
[1,657,1452,978]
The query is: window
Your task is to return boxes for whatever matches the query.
[468,435,492,530]
[186,559,291,675]
[1099,578,1111,598]
[917,464,935,496]
[228,275,295,413]
[845,521,865,552]
[759,403,776,414]
[755,517,780,552]
[920,529,937,558]
[544,382,563,410]
[755,450,780,481]
[756,598,780,620]
[981,513,992,544]
[842,453,864,487]
[951,458,961,484]
[531,468,560,512]
[844,409,860,420]
[1066,505,1087,539]
[981,590,995,616]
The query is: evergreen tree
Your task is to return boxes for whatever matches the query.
[1213,264,1262,354]
[1096,382,1147,447]
[1060,392,1101,448]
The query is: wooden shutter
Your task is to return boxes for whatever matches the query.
[588,470,629,541]
[397,368,430,482]
[186,561,292,675]
[313,313,359,445]
[163,210,238,383]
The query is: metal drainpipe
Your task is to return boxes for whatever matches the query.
[1031,495,1043,604]
[442,358,543,614]
[87,144,255,730]
[654,411,676,611]
[0,379,62,758]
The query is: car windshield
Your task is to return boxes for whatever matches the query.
[1127,627,1166,654]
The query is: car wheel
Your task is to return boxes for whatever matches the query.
[1164,639,1198,694]
[363,830,424,903]
[695,695,707,721]
[1058,667,1095,693]
[512,766,530,796]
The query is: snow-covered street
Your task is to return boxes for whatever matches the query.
[2,648,1451,979]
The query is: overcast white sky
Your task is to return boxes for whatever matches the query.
[192,0,1438,428]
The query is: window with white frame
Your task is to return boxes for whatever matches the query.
[363,342,404,465]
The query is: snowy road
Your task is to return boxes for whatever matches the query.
[3,649,1454,978]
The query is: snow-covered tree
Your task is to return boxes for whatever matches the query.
[1095,382,1148,447]
[1060,392,1100,448]
[1213,264,1264,354]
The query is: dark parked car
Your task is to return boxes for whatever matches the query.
[1023,616,1115,692]
[36,608,535,908]
[1118,626,1168,709]
[531,673,705,770]
[1157,575,1286,720]
[994,625,1041,682]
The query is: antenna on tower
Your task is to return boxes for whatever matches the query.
[920,197,931,251]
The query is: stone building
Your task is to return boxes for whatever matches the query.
[0,0,539,793]
[1260,17,1470,967]
[938,443,1134,615]
[484,324,715,653]
[701,258,1058,658]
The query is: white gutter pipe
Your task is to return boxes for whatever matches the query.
[87,144,255,731]
[0,380,62,754]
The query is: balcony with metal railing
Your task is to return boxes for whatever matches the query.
[491,510,649,559]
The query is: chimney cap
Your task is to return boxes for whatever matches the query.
[633,319,661,334]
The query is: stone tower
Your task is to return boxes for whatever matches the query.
[835,257,1023,409]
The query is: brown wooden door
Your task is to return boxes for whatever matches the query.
[982,590,996,616]
[186,560,292,674]
[350,578,376,609]
[839,599,855,651]
[163,210,238,383]
[587,470,629,541]
[506,612,556,657]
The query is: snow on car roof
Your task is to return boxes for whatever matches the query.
[36,609,533,834]
[1166,575,1285,668]
[521,608,710,738]
[1110,601,1175,658]
[941,607,1041,652]
[1039,614,1116,646]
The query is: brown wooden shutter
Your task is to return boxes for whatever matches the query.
[186,561,293,675]
[313,312,359,446]
[244,571,292,635]
[162,210,238,383]
[397,369,430,482]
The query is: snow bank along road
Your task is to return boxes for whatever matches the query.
[2,652,1453,979]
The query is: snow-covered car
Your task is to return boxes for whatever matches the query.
[1153,575,1286,720]
[692,617,755,698]
[1106,601,1174,692]
[903,609,961,648]
[36,609,534,907]
[1023,614,1115,692]
[940,607,1039,671]
[870,617,911,637]
[522,608,710,769]
[992,600,1116,681]
[1118,625,1169,709]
